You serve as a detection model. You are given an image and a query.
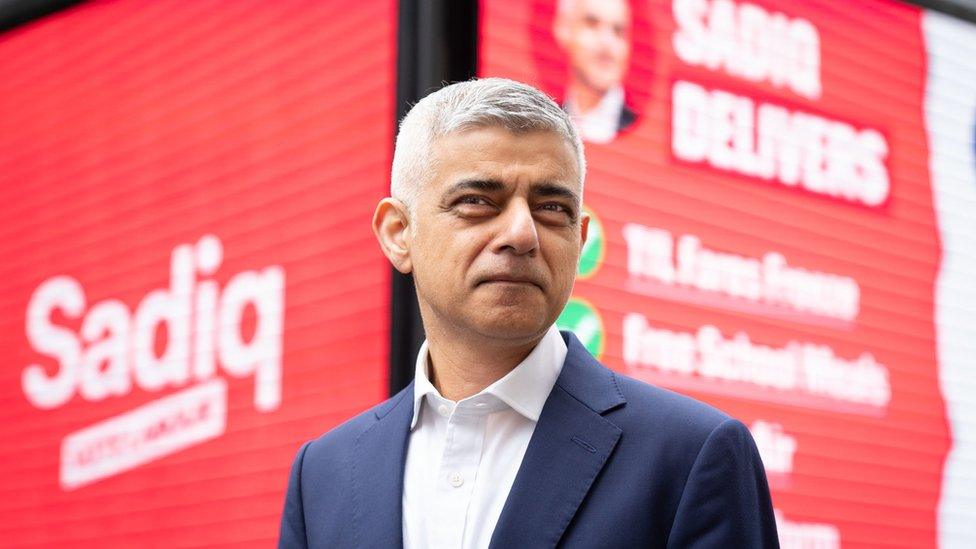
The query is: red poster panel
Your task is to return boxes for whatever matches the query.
[482,1,948,547]
[0,0,395,546]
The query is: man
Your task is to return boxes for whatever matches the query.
[279,78,778,548]
[554,0,637,143]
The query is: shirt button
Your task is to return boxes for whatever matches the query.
[438,404,450,417]
[449,472,464,488]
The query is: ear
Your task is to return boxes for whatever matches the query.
[372,198,413,274]
[579,210,590,253]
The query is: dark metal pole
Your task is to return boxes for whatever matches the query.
[389,0,478,396]
[0,0,83,33]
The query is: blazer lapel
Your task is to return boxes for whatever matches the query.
[488,333,626,549]
[351,383,414,548]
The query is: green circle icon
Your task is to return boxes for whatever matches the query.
[556,297,605,359]
[578,208,605,279]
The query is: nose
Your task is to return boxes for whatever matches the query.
[492,200,539,256]
[599,29,618,50]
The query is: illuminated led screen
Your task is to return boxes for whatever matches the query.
[481,1,976,547]
[0,1,395,546]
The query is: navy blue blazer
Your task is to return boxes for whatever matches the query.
[279,332,779,548]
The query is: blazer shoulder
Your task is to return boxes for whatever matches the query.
[560,331,730,444]
[618,104,638,132]
[609,369,734,445]
[303,385,411,460]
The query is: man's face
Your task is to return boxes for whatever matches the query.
[406,126,587,344]
[556,0,632,93]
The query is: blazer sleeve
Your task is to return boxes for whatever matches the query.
[278,441,312,549]
[666,418,780,548]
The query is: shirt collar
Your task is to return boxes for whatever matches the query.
[410,325,568,429]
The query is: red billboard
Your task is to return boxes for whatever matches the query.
[481,0,961,547]
[0,0,395,546]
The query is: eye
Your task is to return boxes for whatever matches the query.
[450,195,497,218]
[538,202,570,214]
[536,202,577,224]
[458,195,491,206]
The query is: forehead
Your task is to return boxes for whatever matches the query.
[575,0,630,22]
[427,126,581,190]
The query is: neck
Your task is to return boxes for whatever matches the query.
[423,325,544,402]
[567,77,608,114]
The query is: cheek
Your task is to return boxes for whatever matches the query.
[612,39,628,60]
[546,244,581,288]
[578,31,600,55]
[414,235,472,281]
[410,234,442,280]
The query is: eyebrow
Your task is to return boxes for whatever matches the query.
[443,179,580,205]
[443,179,506,197]
[532,182,580,204]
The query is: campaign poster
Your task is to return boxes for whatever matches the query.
[0,0,395,546]
[482,0,958,547]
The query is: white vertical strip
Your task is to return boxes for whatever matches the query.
[924,9,976,548]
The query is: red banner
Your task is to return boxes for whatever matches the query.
[482,1,950,547]
[0,0,395,546]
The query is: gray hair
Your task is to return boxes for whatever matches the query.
[391,78,586,211]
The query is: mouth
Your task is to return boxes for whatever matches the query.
[478,276,543,290]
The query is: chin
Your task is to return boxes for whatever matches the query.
[473,312,551,342]
[587,70,622,90]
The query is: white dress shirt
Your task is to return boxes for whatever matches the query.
[564,85,626,144]
[402,325,568,549]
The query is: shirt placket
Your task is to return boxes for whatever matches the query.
[427,402,487,549]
